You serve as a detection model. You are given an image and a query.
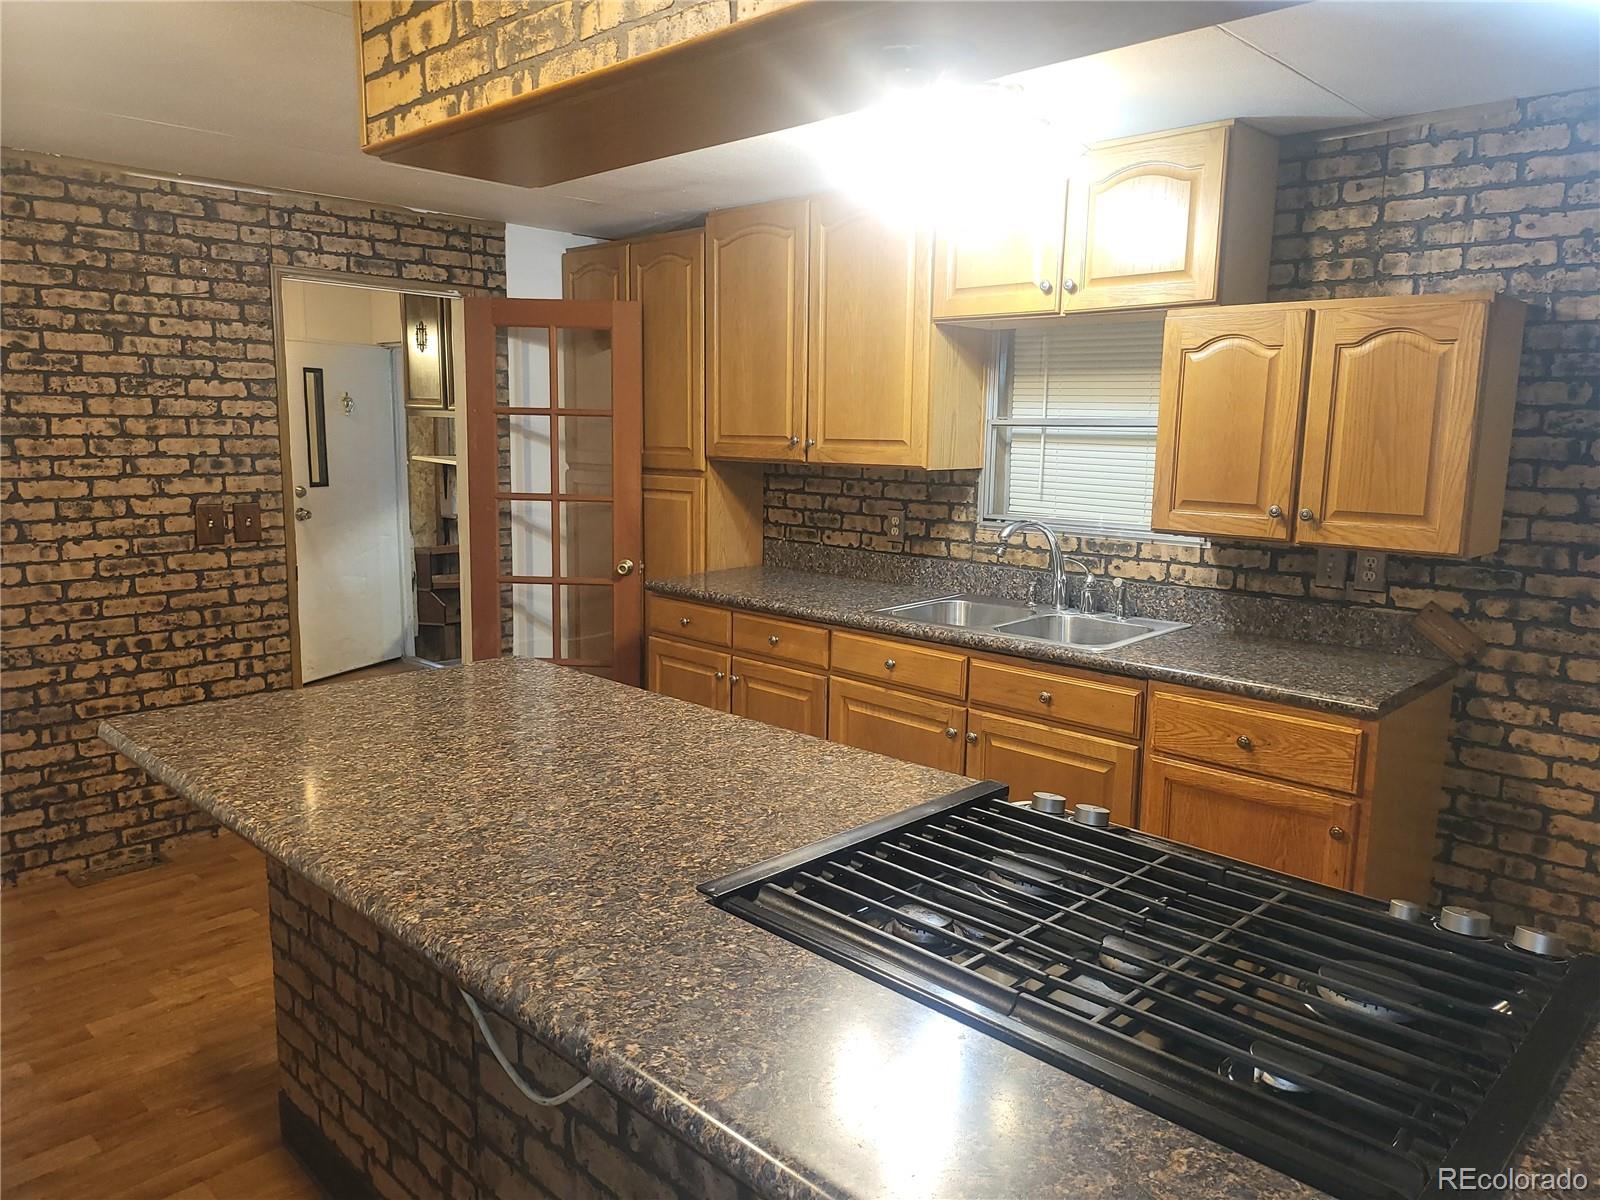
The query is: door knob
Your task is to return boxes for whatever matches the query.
[294,485,307,498]
[1267,504,1283,519]
[294,507,312,521]
[1038,279,1053,294]
[1299,507,1316,522]
[615,559,635,577]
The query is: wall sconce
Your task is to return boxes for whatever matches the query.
[414,319,429,352]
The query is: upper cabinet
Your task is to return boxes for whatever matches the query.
[709,196,992,470]
[629,230,705,473]
[932,121,1280,321]
[707,198,811,463]
[562,242,628,301]
[1152,294,1526,557]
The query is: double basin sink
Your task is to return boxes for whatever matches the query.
[873,594,1187,652]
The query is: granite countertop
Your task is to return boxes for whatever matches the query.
[100,660,1594,1200]
[648,566,1458,719]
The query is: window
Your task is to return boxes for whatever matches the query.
[982,313,1166,539]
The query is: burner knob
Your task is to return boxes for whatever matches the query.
[1512,925,1567,958]
[1387,899,1425,923]
[1072,803,1111,827]
[1438,906,1493,938]
[1030,791,1066,815]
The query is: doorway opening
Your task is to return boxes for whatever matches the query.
[277,276,466,684]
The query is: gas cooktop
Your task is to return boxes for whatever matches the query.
[702,783,1598,1200]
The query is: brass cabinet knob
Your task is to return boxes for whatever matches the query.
[884,658,897,670]
[1299,507,1316,522]
[1061,278,1078,294]
[767,634,780,646]
[714,671,725,681]
[730,674,741,684]
[1038,279,1053,294]
[1236,734,1254,751]
[944,727,958,739]
[615,558,635,577]
[966,731,978,744]
[788,435,800,447]
[1267,504,1283,519]
[1038,690,1052,705]
[804,438,816,449]
[1329,825,1346,841]
[679,616,691,627]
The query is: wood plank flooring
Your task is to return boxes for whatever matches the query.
[2,833,321,1199]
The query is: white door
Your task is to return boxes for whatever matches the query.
[286,340,407,682]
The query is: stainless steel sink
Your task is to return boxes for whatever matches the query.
[875,594,1038,629]
[992,611,1188,651]
[872,593,1187,652]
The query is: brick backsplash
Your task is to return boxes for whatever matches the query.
[268,862,759,1200]
[765,88,1600,948]
[1,150,505,883]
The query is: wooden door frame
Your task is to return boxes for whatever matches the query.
[463,296,644,681]
[270,265,466,689]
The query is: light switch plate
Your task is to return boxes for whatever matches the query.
[233,502,262,543]
[1351,550,1388,593]
[1312,548,1349,597]
[195,502,226,547]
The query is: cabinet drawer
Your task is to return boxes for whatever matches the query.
[732,612,829,669]
[969,658,1142,738]
[647,596,731,647]
[828,677,965,773]
[831,631,967,700]
[1149,686,1364,795]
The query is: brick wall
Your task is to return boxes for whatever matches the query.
[764,88,1600,948]
[1,150,505,883]
[358,0,798,145]
[267,863,759,1200]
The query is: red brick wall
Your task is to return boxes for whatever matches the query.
[1,151,505,882]
[765,88,1600,947]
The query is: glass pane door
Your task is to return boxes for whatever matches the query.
[465,299,642,683]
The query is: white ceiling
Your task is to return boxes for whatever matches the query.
[2,1,1596,238]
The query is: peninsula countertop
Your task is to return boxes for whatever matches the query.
[647,566,1458,719]
[99,659,1592,1199]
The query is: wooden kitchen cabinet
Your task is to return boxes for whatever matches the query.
[629,229,705,472]
[967,709,1138,826]
[1151,294,1526,556]
[829,676,967,773]
[646,636,728,710]
[642,472,704,581]
[706,198,810,462]
[1152,306,1309,542]
[732,656,827,738]
[1141,755,1359,889]
[562,241,628,300]
[931,178,1069,319]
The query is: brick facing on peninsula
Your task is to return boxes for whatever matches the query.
[765,88,1600,950]
[267,863,760,1200]
[0,150,506,884]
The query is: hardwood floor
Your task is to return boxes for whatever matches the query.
[2,833,320,1200]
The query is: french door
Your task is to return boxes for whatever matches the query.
[464,298,643,683]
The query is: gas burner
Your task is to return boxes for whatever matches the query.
[1221,1039,1324,1095]
[1099,934,1169,980]
[1304,961,1418,1024]
[979,852,1064,899]
[881,903,975,954]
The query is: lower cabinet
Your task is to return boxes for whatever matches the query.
[646,637,728,710]
[1140,755,1359,889]
[966,708,1138,826]
[731,655,827,738]
[828,677,966,773]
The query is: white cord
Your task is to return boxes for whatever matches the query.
[460,988,594,1107]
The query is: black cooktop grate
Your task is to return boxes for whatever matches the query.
[702,783,1599,1200]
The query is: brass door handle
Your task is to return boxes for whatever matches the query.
[615,559,635,577]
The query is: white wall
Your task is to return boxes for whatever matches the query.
[505,223,597,298]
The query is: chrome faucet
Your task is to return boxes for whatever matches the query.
[998,520,1094,611]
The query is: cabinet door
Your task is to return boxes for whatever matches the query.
[1151,306,1309,541]
[967,709,1138,826]
[931,179,1068,319]
[630,231,704,472]
[828,677,965,773]
[562,242,628,301]
[646,636,728,710]
[1063,125,1227,311]
[1140,755,1358,889]
[732,656,827,738]
[1297,300,1488,555]
[807,196,928,466]
[706,199,808,462]
[642,472,705,582]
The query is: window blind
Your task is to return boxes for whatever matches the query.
[986,315,1165,538]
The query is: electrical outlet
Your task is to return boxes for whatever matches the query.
[1313,548,1350,591]
[1351,550,1388,593]
[885,511,903,541]
[194,502,226,547]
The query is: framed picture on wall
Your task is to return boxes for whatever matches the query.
[403,293,451,408]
